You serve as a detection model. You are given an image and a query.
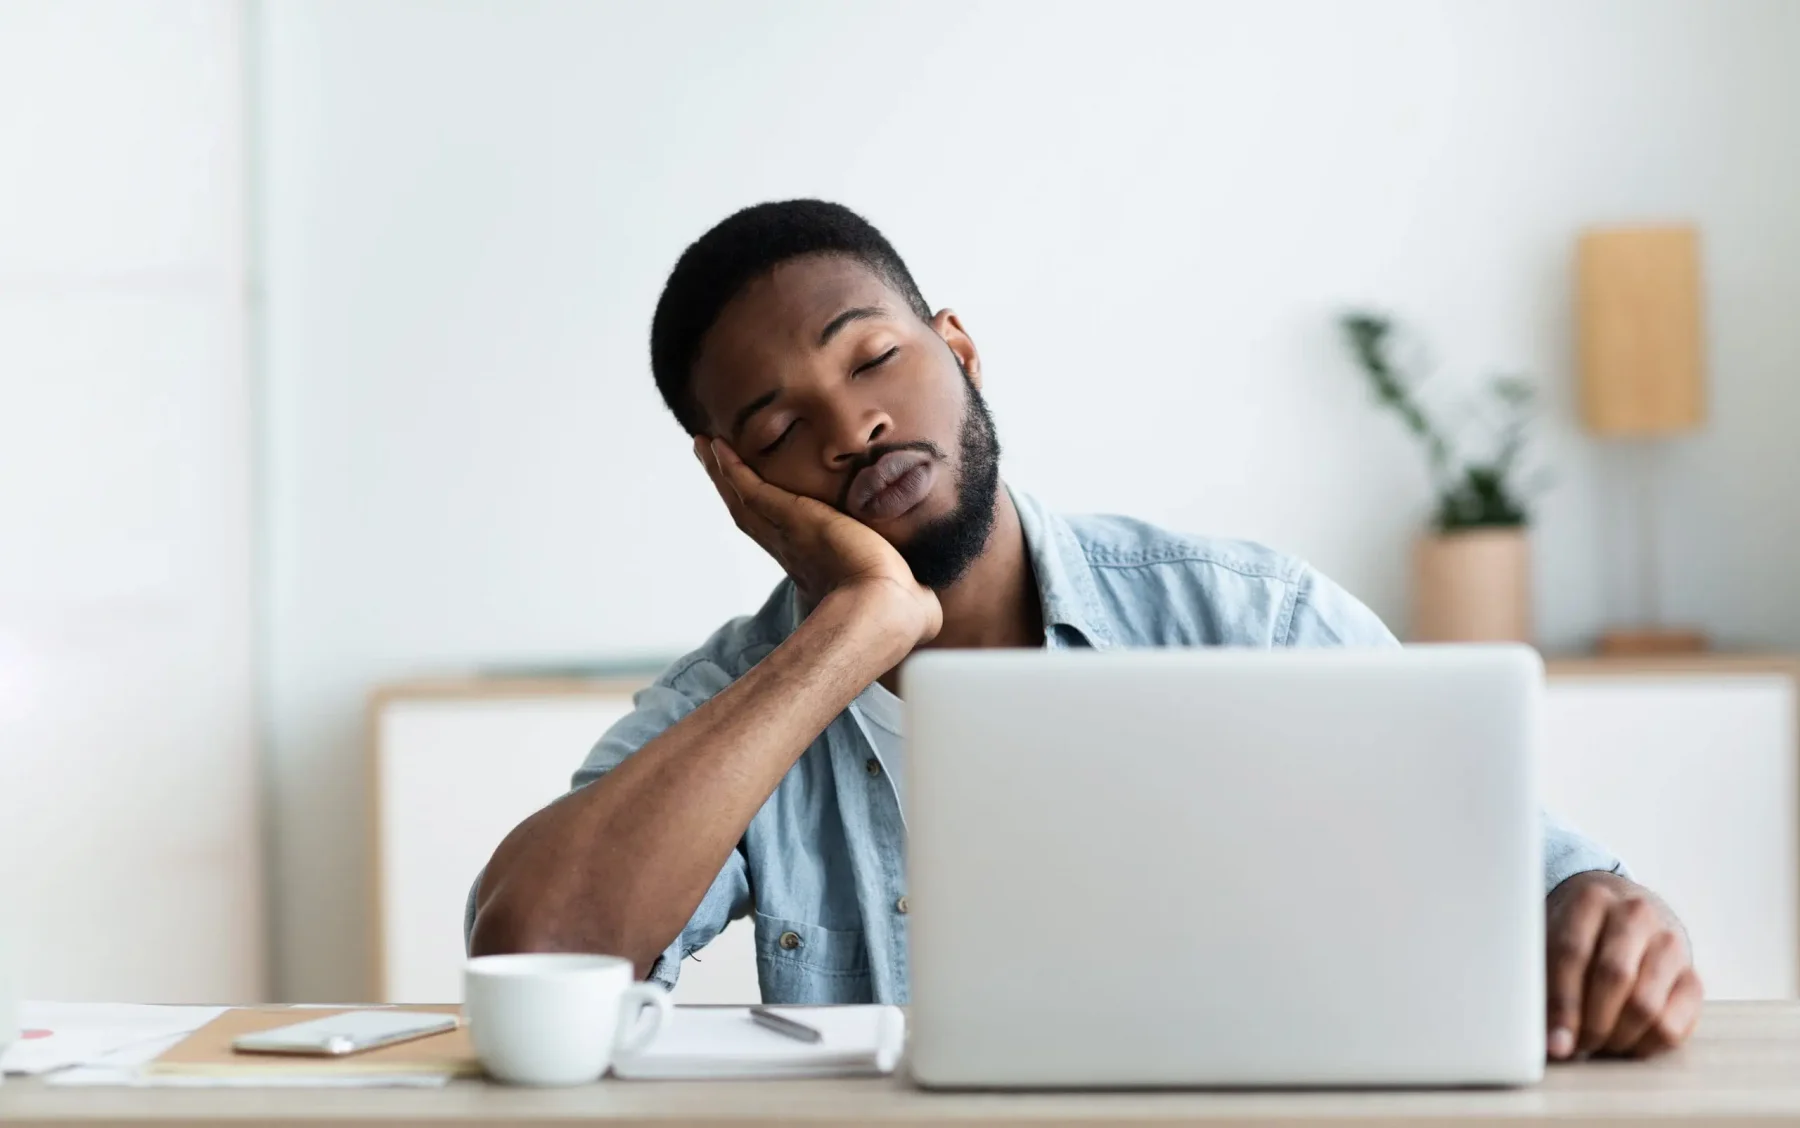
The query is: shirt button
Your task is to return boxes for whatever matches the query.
[865,758,882,777]
[896,896,909,915]
[778,930,802,951]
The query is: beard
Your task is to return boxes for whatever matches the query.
[896,371,1002,590]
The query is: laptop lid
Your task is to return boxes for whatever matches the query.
[903,645,1544,1088]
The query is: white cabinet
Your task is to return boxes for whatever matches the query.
[371,658,1800,1005]
[1543,658,1799,1000]
[370,680,759,1005]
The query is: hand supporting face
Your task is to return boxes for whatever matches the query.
[696,437,942,646]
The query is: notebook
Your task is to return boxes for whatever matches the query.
[145,1006,478,1080]
[612,1005,905,1079]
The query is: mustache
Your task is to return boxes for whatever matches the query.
[835,440,947,514]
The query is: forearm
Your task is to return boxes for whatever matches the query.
[470,585,914,969]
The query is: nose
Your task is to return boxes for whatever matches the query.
[821,399,892,469]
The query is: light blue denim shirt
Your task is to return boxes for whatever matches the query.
[469,488,1624,1003]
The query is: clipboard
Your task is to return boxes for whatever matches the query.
[147,1005,479,1078]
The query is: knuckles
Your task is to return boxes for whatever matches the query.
[1590,952,1636,987]
[1569,879,1617,914]
[1615,896,1660,931]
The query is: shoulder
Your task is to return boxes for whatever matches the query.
[1062,512,1396,649]
[1068,512,1306,582]
[570,581,799,789]
[647,580,797,704]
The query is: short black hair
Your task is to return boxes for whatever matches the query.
[649,199,932,434]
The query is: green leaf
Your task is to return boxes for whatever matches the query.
[1338,312,1547,529]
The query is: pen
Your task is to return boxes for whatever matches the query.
[748,1005,824,1044]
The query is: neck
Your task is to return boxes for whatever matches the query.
[878,484,1042,693]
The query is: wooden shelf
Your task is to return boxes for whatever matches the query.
[1545,652,1799,680]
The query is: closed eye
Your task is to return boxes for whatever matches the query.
[854,346,899,375]
[759,421,798,456]
[758,347,894,455]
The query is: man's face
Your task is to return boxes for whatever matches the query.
[690,254,1000,587]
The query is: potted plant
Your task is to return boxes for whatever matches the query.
[1340,313,1544,643]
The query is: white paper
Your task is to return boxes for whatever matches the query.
[613,1005,905,1079]
[40,1019,453,1089]
[40,1027,198,1085]
[1,1002,226,1076]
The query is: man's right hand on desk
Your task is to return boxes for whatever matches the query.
[1546,870,1702,1061]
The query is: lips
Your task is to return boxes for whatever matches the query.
[847,449,937,521]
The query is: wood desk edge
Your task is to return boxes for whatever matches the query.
[369,654,1800,704]
[5,1002,1800,1126]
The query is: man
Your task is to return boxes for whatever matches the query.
[470,200,1701,1060]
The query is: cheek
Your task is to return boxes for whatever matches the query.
[925,381,971,454]
[891,359,967,444]
[756,451,841,507]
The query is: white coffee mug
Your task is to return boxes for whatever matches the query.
[464,953,671,1086]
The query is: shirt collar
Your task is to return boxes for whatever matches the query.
[1008,485,1112,650]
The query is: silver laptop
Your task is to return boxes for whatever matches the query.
[903,646,1544,1089]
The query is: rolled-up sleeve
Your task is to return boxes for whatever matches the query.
[1283,563,1632,894]
[1542,810,1629,893]
[463,674,752,990]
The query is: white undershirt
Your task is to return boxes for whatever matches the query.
[854,680,906,816]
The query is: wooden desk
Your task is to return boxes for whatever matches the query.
[5,1002,1800,1126]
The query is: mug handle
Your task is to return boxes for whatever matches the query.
[613,981,673,1056]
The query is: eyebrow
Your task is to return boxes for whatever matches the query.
[817,305,888,347]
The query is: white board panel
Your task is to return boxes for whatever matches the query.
[378,695,631,1002]
[376,692,760,1004]
[1544,676,1797,999]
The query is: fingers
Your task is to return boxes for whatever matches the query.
[1545,875,1701,1061]
[694,435,744,513]
[705,438,796,527]
[1579,894,1663,1055]
[1631,968,1703,1058]
[694,437,775,539]
[1602,929,1686,1054]
[1546,882,1609,1060]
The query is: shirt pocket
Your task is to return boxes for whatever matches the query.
[753,911,873,1004]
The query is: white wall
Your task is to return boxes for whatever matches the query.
[257,0,1800,1000]
[0,0,263,1000]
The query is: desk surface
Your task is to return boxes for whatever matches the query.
[6,1002,1800,1126]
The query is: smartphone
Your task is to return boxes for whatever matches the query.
[232,1010,460,1056]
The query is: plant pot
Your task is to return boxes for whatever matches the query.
[1411,527,1532,644]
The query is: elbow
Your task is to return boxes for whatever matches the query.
[466,894,585,959]
[468,884,664,978]
[467,864,558,957]
[466,827,566,956]
[468,889,532,957]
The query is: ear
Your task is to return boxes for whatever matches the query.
[930,308,982,390]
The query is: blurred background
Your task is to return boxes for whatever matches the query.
[3,0,1799,1006]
